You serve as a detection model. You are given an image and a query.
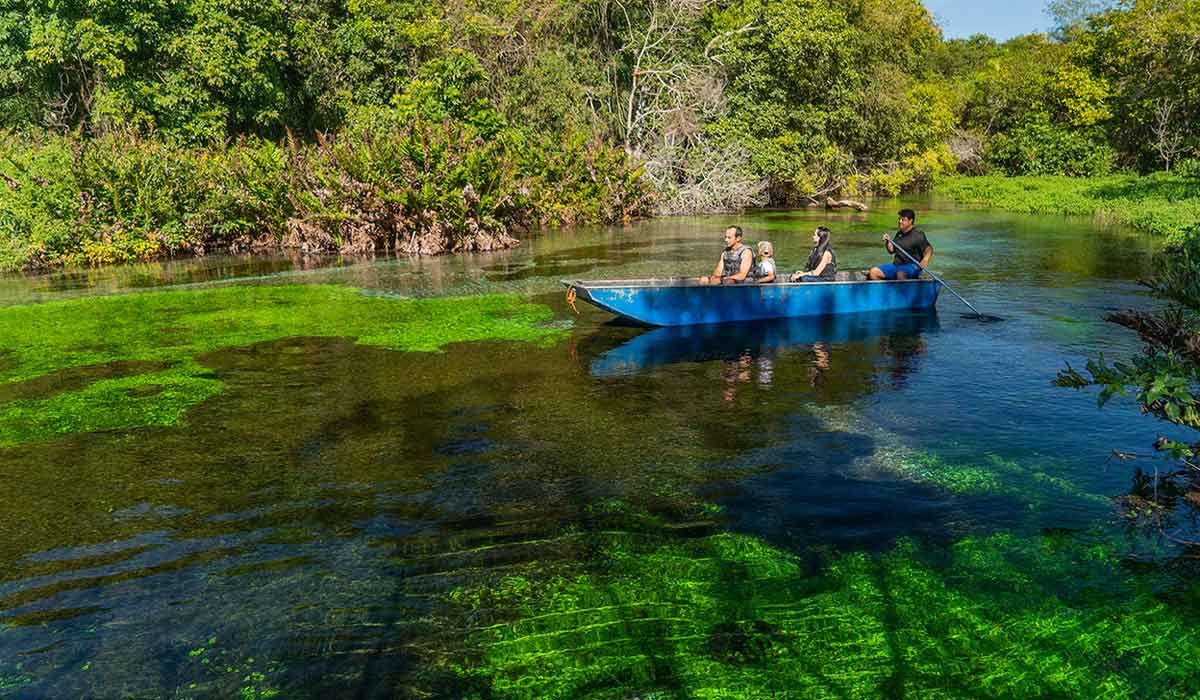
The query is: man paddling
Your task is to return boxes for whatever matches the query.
[869,209,933,280]
[699,226,754,285]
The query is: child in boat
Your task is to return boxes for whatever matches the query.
[789,227,838,282]
[754,241,777,283]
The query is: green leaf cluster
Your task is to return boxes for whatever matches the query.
[1054,236,1200,469]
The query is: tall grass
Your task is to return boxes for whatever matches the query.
[937,174,1200,242]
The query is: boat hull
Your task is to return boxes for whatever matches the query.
[565,278,941,326]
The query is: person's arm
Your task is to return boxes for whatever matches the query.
[919,243,933,270]
[883,233,895,254]
[704,257,723,284]
[724,248,753,283]
[811,250,832,277]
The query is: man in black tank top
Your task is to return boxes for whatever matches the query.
[698,226,754,285]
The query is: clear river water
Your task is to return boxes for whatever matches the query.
[0,201,1197,699]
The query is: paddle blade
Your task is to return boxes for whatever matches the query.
[962,313,1006,323]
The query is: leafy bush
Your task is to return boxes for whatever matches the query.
[850,145,957,197]
[0,132,78,270]
[0,110,656,271]
[513,131,654,226]
[0,130,217,268]
[1175,159,1200,179]
[983,116,1115,176]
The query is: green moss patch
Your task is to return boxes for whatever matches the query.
[0,285,566,446]
[0,365,223,447]
[0,285,565,383]
[0,360,169,402]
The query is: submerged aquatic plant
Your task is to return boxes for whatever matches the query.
[0,285,566,446]
[887,451,1110,507]
[809,405,1111,511]
[449,524,1200,699]
[0,365,221,447]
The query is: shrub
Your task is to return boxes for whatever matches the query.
[1175,159,1200,179]
[0,112,657,271]
[937,173,1200,243]
[983,116,1115,177]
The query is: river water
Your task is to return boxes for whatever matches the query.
[1,202,1197,698]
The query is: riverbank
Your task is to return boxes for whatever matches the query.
[936,174,1200,242]
[5,132,1198,276]
[0,126,652,273]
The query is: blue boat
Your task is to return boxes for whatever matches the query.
[564,274,941,326]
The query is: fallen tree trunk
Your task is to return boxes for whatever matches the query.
[823,197,868,211]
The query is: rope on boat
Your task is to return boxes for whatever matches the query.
[565,286,579,315]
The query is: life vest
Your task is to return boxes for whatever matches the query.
[754,258,776,279]
[722,244,754,278]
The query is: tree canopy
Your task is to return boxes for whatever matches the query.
[1,0,1198,269]
[2,0,1197,192]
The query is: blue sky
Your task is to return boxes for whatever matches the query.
[924,0,1051,41]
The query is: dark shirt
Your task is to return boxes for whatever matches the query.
[891,228,930,266]
[805,245,838,279]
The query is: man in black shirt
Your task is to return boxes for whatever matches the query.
[869,209,933,280]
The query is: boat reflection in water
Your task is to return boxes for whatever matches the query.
[589,310,941,381]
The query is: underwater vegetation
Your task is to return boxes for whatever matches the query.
[449,523,1200,700]
[884,450,1111,507]
[1,272,1194,699]
[0,285,565,446]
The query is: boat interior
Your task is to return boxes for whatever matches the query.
[570,270,943,287]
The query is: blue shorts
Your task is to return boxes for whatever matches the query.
[876,262,922,280]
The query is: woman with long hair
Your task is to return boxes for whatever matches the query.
[789,226,838,282]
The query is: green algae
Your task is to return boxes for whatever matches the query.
[0,285,566,446]
[0,365,222,447]
[0,285,566,384]
[807,405,1112,509]
[450,526,1200,700]
[886,451,1111,507]
[183,635,284,699]
[894,452,1005,494]
[0,674,33,691]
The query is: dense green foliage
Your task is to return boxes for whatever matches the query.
[450,520,1199,699]
[1,0,1198,270]
[0,123,652,269]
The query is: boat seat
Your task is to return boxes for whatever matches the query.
[834,270,869,282]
